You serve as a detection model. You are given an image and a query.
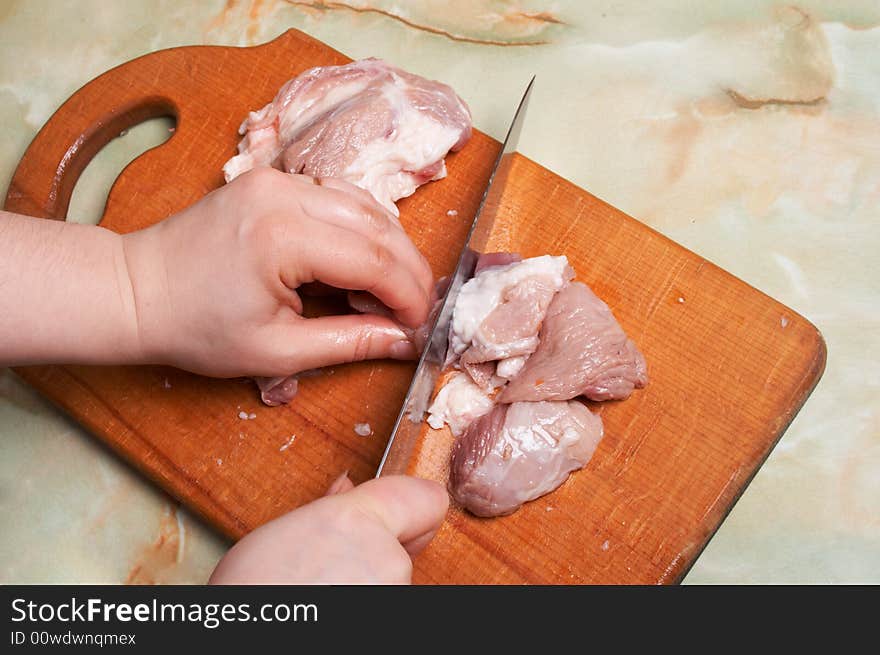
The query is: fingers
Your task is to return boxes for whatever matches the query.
[343,476,449,548]
[270,313,417,372]
[332,205,432,306]
[236,170,434,326]
[280,219,430,327]
[292,175,403,228]
[282,175,434,323]
[323,473,439,555]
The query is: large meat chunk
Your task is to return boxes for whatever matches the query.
[223,58,472,215]
[499,282,648,403]
[449,400,604,517]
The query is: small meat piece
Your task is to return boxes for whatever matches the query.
[459,275,562,388]
[254,375,299,406]
[499,282,648,403]
[346,290,391,316]
[450,400,604,517]
[474,252,522,274]
[449,255,574,388]
[223,58,472,215]
[426,372,494,436]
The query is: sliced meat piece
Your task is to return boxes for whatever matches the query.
[459,275,561,389]
[439,251,522,379]
[449,400,604,517]
[474,251,522,274]
[254,375,300,407]
[426,372,495,436]
[223,58,472,215]
[448,255,574,388]
[499,282,648,403]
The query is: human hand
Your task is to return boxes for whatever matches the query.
[208,475,449,584]
[122,168,434,377]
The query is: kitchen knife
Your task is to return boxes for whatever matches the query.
[376,76,535,477]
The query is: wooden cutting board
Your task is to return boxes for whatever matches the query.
[4,29,825,584]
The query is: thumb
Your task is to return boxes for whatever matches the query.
[274,314,418,372]
[339,476,449,548]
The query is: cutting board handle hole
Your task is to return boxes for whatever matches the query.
[67,115,176,226]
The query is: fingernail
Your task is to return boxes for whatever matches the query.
[390,339,417,360]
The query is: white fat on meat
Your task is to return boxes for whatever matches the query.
[342,101,460,212]
[426,372,494,437]
[222,58,472,216]
[449,255,574,388]
[495,355,527,379]
[451,255,572,355]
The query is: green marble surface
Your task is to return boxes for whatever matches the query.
[1,0,878,583]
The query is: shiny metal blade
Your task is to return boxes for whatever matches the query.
[376,76,535,477]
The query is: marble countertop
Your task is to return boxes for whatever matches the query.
[1,0,878,584]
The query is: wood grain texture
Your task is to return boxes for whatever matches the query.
[3,29,825,584]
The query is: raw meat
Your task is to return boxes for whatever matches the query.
[223,58,472,215]
[474,251,522,274]
[430,252,647,517]
[449,400,604,517]
[427,372,494,436]
[499,282,648,403]
[449,255,573,389]
[254,375,299,407]
[229,60,471,406]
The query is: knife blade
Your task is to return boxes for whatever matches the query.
[376,76,535,477]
